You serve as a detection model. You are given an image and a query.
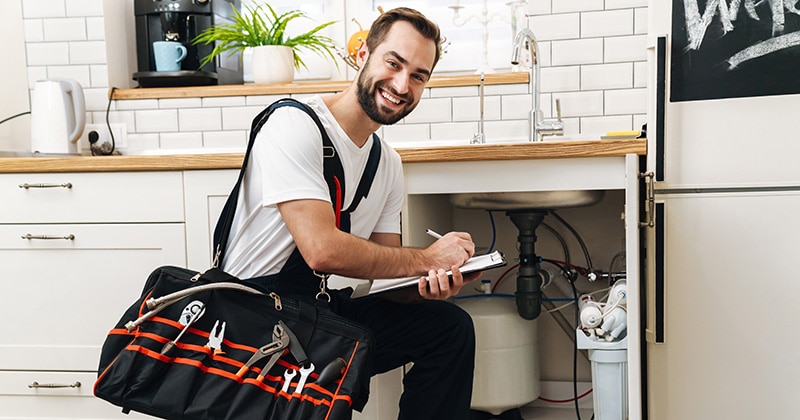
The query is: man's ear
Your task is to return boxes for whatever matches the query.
[356,41,369,68]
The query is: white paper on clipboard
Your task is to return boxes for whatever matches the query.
[350,250,506,299]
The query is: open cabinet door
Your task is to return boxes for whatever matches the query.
[625,154,644,420]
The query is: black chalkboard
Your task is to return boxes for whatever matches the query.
[671,0,800,102]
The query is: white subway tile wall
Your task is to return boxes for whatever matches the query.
[21,0,647,151]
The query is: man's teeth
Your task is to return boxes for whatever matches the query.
[381,91,401,104]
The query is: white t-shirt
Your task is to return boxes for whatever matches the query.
[222,96,405,279]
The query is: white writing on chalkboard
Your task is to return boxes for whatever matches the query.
[682,0,800,68]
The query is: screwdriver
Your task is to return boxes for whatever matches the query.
[314,357,347,387]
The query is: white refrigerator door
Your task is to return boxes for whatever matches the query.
[646,191,800,420]
[647,0,800,189]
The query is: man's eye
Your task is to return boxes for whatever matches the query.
[387,60,399,68]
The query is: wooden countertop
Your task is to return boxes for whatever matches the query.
[0,139,645,173]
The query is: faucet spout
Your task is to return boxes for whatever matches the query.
[511,29,563,142]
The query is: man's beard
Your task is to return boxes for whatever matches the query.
[356,66,416,125]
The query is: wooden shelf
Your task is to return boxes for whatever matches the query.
[110,73,528,100]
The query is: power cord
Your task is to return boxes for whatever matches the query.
[0,111,31,126]
[485,210,496,253]
[90,87,118,156]
[549,210,594,274]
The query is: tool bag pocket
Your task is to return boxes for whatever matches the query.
[94,265,374,420]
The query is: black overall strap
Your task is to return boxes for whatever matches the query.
[212,98,382,272]
[339,133,381,233]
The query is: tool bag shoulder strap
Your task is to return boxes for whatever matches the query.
[212,98,382,267]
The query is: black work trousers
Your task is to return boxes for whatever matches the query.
[332,292,476,420]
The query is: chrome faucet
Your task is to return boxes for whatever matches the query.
[471,72,486,144]
[511,29,564,142]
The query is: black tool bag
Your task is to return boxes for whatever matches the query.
[94,99,379,420]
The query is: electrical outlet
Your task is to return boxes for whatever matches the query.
[80,123,127,154]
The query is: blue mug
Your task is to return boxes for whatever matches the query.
[153,41,187,72]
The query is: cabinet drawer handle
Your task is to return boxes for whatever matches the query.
[28,381,81,389]
[21,234,76,241]
[18,182,73,189]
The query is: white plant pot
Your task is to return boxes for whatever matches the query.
[251,45,295,84]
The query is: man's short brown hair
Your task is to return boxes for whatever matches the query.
[365,7,443,70]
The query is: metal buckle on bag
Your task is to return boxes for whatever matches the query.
[322,146,336,158]
[313,271,331,302]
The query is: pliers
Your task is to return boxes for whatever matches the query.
[236,323,289,379]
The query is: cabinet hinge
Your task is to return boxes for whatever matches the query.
[639,171,655,228]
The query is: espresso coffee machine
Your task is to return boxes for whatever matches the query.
[133,0,243,87]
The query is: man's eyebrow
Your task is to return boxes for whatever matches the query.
[385,50,432,77]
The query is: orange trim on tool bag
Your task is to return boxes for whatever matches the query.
[334,175,342,228]
[136,290,154,319]
[243,378,335,408]
[140,316,261,353]
[122,341,342,403]
[239,377,336,409]
[127,344,243,382]
[94,335,136,395]
[325,340,361,418]
[150,315,182,329]
[135,331,170,344]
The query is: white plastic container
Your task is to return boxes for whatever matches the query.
[576,330,628,420]
[456,295,540,415]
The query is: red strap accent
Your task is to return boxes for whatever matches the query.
[334,176,343,228]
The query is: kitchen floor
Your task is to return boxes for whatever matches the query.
[520,406,593,419]
[470,406,593,419]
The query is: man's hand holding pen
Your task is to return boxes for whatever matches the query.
[419,229,481,300]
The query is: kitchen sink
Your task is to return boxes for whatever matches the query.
[390,135,601,149]
[0,150,33,157]
[124,147,245,156]
[450,190,605,211]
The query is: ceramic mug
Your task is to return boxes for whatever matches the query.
[153,41,187,72]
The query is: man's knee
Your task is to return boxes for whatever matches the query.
[431,301,476,345]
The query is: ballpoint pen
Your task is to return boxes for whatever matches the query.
[426,229,443,239]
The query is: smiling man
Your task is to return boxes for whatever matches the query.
[223,7,480,419]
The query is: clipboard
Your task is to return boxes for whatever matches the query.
[350,250,507,299]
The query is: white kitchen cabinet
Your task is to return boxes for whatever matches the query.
[184,169,239,269]
[645,192,800,420]
[0,171,186,419]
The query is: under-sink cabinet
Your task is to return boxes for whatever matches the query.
[0,172,185,419]
[0,150,644,419]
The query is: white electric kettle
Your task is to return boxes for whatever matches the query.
[30,79,86,155]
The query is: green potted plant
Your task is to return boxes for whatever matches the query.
[193,4,338,84]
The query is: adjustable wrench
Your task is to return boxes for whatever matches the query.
[236,324,289,378]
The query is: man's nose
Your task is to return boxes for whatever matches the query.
[390,72,410,95]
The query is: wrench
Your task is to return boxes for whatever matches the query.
[293,363,315,395]
[280,369,297,393]
[161,302,205,355]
